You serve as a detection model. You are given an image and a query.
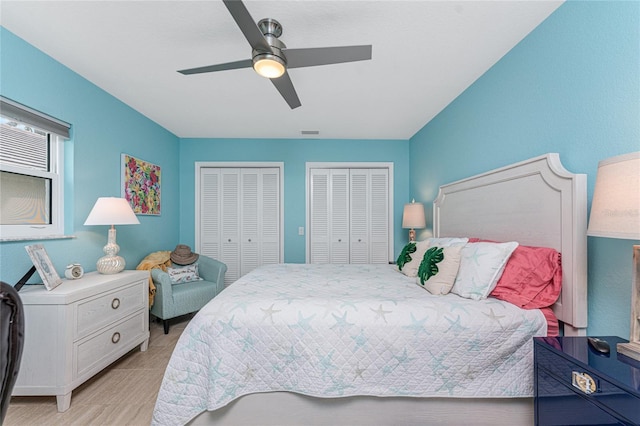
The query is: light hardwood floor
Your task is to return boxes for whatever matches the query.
[5,316,190,426]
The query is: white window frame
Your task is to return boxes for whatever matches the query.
[0,100,67,241]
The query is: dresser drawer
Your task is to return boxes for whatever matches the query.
[75,279,146,339]
[536,344,640,425]
[74,310,147,380]
[536,368,627,425]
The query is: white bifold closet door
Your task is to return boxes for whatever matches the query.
[309,168,389,264]
[200,167,281,286]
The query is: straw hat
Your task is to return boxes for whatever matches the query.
[170,244,199,265]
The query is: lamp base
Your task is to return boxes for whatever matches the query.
[96,227,125,274]
[617,341,640,362]
[96,254,126,274]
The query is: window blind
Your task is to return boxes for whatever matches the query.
[0,96,70,138]
[0,123,48,170]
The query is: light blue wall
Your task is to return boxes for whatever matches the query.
[0,28,181,285]
[178,138,410,263]
[3,1,638,341]
[409,1,640,336]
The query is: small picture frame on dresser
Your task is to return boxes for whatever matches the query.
[25,244,62,291]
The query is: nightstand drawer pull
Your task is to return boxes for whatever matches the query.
[111,332,121,344]
[572,371,596,394]
[111,298,120,309]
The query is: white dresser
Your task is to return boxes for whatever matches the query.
[13,270,150,412]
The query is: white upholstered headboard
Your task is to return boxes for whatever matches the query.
[433,154,587,335]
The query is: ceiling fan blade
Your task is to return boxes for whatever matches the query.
[178,59,253,75]
[222,0,273,53]
[270,72,301,109]
[285,45,372,69]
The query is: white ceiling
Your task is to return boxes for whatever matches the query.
[1,1,563,140]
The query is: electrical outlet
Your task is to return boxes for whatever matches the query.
[298,227,304,236]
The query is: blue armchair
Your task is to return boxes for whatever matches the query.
[150,255,227,334]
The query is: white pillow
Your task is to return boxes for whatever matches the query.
[398,240,430,277]
[451,241,518,300]
[167,264,203,284]
[415,245,463,295]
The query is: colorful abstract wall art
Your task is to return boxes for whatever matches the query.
[122,154,161,215]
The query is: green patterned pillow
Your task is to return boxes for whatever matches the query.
[416,245,463,295]
[396,242,417,271]
[396,240,430,277]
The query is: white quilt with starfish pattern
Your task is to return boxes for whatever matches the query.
[152,263,547,426]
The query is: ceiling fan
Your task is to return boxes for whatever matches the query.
[178,0,372,109]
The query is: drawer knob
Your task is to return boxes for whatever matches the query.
[111,298,120,309]
[111,332,121,344]
[572,371,596,395]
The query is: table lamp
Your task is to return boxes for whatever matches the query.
[587,151,640,361]
[402,199,426,242]
[84,197,140,274]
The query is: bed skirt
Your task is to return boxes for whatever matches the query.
[188,393,534,425]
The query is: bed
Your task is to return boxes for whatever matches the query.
[152,153,587,426]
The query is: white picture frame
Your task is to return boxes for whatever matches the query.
[25,244,63,291]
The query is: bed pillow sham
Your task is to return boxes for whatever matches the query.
[396,242,417,272]
[415,245,463,295]
[491,245,562,308]
[451,241,518,300]
[468,238,563,309]
[397,237,468,278]
[396,240,430,277]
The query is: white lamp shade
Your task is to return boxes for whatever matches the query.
[587,151,640,240]
[402,201,426,229]
[84,197,140,226]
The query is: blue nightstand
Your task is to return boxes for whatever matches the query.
[534,336,640,425]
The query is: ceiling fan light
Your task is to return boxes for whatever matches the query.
[253,54,286,79]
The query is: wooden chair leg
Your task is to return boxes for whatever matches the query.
[163,319,170,334]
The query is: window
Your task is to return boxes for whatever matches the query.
[0,97,70,240]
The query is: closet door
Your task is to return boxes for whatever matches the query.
[369,168,389,264]
[240,168,281,275]
[309,169,330,263]
[309,166,390,264]
[200,168,221,259]
[199,166,281,286]
[309,169,350,264]
[240,169,259,276]
[349,170,369,263]
[260,169,280,266]
[220,169,241,285]
[330,169,350,264]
